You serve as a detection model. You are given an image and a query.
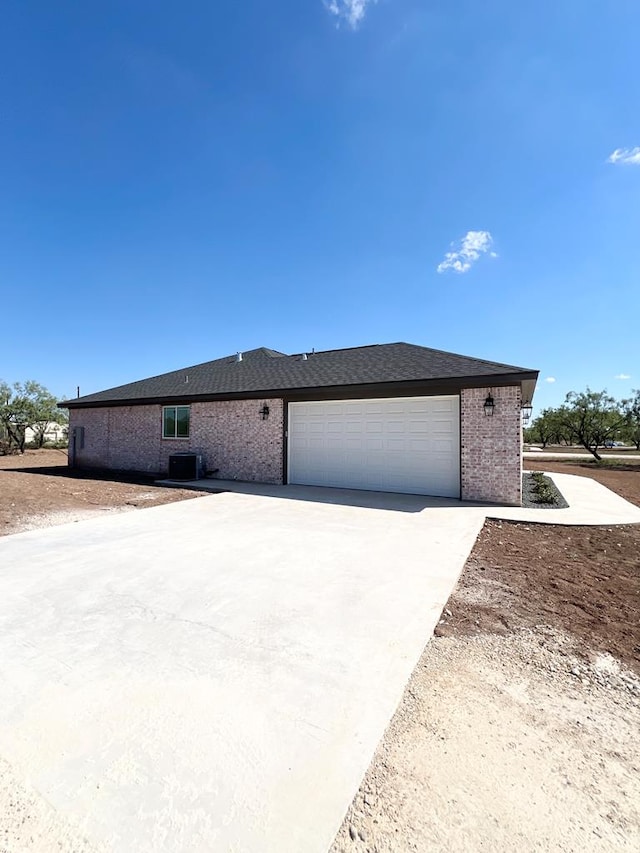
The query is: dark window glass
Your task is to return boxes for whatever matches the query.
[163,408,176,438]
[162,406,189,438]
[176,406,190,437]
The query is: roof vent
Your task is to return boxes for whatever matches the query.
[301,353,308,361]
[236,352,243,362]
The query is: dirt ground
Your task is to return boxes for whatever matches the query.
[0,449,201,535]
[332,462,640,852]
[436,519,640,672]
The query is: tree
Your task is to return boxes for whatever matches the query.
[623,389,640,450]
[28,383,68,447]
[526,407,570,448]
[0,380,67,453]
[557,389,626,461]
[0,381,31,452]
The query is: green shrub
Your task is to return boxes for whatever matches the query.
[530,472,557,504]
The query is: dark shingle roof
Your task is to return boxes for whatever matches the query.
[62,343,538,408]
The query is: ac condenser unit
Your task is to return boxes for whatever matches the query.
[168,453,203,481]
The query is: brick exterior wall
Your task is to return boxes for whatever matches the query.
[68,399,284,484]
[68,386,523,503]
[460,386,522,505]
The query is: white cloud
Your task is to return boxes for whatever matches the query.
[324,0,377,29]
[607,147,640,166]
[545,377,556,383]
[615,373,631,380]
[437,231,496,274]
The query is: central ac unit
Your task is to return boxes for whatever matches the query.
[168,453,204,481]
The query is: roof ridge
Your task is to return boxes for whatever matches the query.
[399,342,534,373]
[66,347,287,399]
[295,341,532,372]
[255,347,287,357]
[60,341,538,407]
[299,343,385,356]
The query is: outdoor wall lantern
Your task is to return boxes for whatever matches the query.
[259,404,270,420]
[483,392,495,417]
[521,402,533,422]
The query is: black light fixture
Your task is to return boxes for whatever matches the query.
[483,392,495,417]
[521,402,533,422]
[259,404,270,420]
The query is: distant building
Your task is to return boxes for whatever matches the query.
[24,422,68,445]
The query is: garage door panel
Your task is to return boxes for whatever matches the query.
[432,417,455,429]
[290,435,310,448]
[288,396,460,498]
[327,438,347,450]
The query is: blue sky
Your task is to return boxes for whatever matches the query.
[2,0,638,413]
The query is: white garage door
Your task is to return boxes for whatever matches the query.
[288,396,460,498]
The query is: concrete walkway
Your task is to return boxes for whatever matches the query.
[524,451,638,460]
[161,471,640,526]
[497,472,640,525]
[0,474,638,853]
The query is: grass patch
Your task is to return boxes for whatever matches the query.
[573,458,640,471]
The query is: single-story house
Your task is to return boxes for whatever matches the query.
[60,343,538,505]
[24,422,68,445]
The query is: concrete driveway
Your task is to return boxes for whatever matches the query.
[0,489,484,853]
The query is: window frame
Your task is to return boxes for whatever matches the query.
[162,405,191,440]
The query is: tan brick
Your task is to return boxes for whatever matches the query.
[69,387,523,503]
[460,386,522,505]
[69,399,284,484]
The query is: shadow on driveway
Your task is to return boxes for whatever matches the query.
[5,465,172,490]
[156,477,497,514]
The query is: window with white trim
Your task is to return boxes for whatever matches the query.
[162,405,190,439]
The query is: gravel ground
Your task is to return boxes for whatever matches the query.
[331,628,640,853]
[522,471,569,509]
